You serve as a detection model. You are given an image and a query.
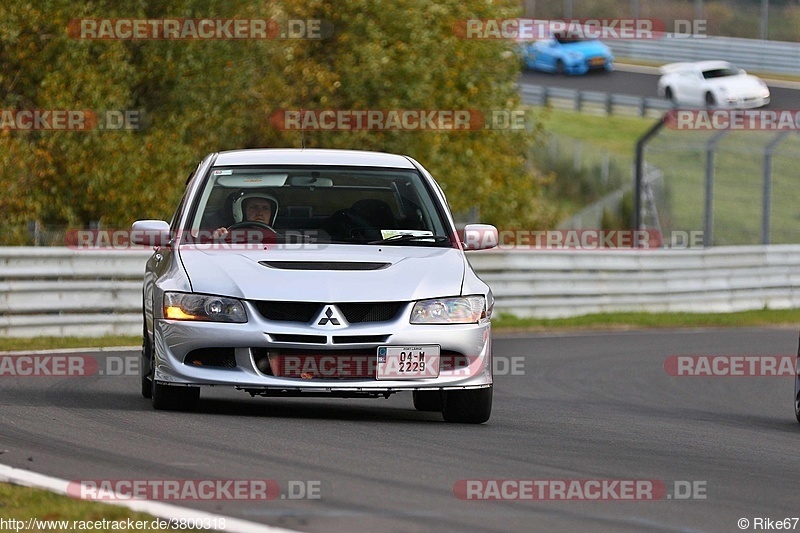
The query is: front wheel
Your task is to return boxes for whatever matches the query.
[141,326,153,399]
[705,92,716,107]
[442,386,492,424]
[795,366,800,423]
[555,59,565,75]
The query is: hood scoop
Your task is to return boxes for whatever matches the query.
[259,261,391,271]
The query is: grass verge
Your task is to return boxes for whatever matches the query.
[0,483,181,532]
[493,308,800,331]
[0,336,139,352]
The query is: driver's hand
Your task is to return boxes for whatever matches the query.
[212,227,228,239]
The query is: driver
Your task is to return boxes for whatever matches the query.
[213,191,279,239]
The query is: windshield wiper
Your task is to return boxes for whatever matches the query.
[368,234,451,245]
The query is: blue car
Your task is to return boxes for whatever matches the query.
[521,33,614,75]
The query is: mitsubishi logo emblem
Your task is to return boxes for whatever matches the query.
[318,306,341,326]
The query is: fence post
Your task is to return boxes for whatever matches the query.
[762,131,790,244]
[703,130,728,247]
[634,116,667,244]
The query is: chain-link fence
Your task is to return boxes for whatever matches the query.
[643,128,800,246]
[523,0,800,41]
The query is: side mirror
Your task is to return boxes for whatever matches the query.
[131,220,171,247]
[462,224,498,251]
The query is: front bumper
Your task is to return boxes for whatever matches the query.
[722,95,770,109]
[152,300,493,394]
[566,56,612,75]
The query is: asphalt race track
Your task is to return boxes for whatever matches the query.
[520,68,800,110]
[0,328,798,532]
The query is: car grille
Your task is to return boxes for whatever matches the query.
[337,302,404,323]
[254,301,405,324]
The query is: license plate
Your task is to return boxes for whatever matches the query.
[376,346,440,380]
[590,57,605,66]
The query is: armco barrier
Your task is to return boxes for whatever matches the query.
[1,246,800,337]
[520,84,672,117]
[608,35,800,77]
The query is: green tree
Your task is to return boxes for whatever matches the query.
[0,0,553,243]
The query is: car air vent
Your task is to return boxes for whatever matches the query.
[332,335,390,344]
[259,261,390,271]
[184,348,237,368]
[270,334,327,344]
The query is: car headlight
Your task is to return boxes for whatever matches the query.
[410,296,486,324]
[567,52,583,61]
[163,292,247,323]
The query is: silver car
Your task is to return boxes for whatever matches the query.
[132,148,498,423]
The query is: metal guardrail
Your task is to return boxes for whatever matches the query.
[608,35,800,77]
[0,248,148,338]
[520,84,672,117]
[470,245,800,318]
[2,246,800,336]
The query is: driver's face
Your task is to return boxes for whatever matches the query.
[244,199,272,224]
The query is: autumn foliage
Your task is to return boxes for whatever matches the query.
[0,0,555,243]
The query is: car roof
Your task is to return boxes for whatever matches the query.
[214,148,416,169]
[694,60,735,71]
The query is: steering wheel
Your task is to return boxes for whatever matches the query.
[223,221,278,243]
[227,221,276,232]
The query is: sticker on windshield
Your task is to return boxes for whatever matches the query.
[380,229,434,239]
[212,169,233,175]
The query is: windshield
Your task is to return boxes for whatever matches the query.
[553,32,591,44]
[182,165,453,247]
[702,67,740,79]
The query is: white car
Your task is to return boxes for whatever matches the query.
[657,61,770,109]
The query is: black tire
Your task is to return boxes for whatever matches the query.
[152,381,200,411]
[795,388,800,424]
[141,325,153,399]
[795,339,800,423]
[705,92,716,107]
[664,87,674,102]
[413,390,443,412]
[555,60,565,75]
[442,386,492,424]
